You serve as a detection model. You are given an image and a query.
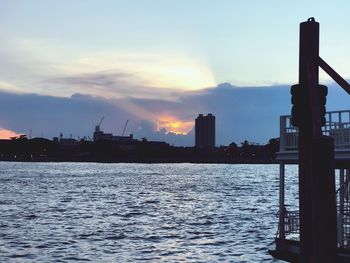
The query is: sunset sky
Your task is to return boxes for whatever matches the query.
[1,1,350,144]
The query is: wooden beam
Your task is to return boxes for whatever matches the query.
[319,56,350,95]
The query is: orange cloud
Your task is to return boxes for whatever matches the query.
[0,128,21,139]
[157,116,193,135]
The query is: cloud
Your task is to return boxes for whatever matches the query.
[0,82,348,146]
[0,90,194,145]
[0,128,22,139]
[0,37,216,97]
[133,120,194,146]
[0,81,26,93]
[0,91,132,139]
[55,51,216,91]
[47,71,181,100]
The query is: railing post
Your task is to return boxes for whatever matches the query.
[279,162,286,240]
[339,169,345,247]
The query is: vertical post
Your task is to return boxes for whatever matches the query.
[310,136,337,262]
[279,162,285,240]
[339,169,345,246]
[298,18,337,263]
[298,18,320,263]
[347,169,350,200]
[280,116,286,151]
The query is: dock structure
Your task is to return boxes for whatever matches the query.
[270,111,350,262]
[270,17,350,262]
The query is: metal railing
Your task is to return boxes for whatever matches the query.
[284,210,300,235]
[337,204,350,248]
[280,110,350,151]
[281,205,350,248]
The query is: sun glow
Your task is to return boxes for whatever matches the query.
[157,116,193,135]
[0,128,21,139]
[141,58,216,90]
[58,51,216,93]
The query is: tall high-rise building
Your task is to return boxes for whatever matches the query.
[195,113,215,148]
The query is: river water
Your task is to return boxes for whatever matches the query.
[0,162,298,262]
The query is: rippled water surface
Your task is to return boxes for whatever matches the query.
[0,162,298,262]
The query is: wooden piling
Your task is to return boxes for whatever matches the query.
[298,18,337,263]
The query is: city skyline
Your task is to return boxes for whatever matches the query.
[1,1,350,145]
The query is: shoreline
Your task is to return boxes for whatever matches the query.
[0,158,278,164]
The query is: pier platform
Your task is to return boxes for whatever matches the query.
[270,110,350,262]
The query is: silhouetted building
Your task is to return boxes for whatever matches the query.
[195,113,215,148]
[93,125,134,142]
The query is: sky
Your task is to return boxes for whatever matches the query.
[1,1,350,145]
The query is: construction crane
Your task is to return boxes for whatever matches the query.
[121,120,129,136]
[95,116,104,132]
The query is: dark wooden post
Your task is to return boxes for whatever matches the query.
[298,18,337,263]
[310,136,337,262]
[298,17,319,263]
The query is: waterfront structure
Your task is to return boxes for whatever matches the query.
[269,17,350,262]
[270,110,350,261]
[93,124,134,142]
[195,113,215,148]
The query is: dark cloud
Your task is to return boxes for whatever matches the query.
[0,82,349,146]
[0,91,133,139]
[0,91,192,145]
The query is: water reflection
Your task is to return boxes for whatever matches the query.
[0,162,297,262]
